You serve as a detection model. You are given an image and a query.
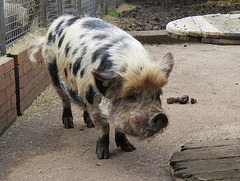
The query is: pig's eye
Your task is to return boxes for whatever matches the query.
[125,94,137,102]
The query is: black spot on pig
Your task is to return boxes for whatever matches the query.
[47,32,55,45]
[82,46,87,57]
[67,17,79,26]
[80,34,86,40]
[93,34,108,40]
[69,89,84,105]
[92,44,112,63]
[80,68,85,78]
[65,42,71,56]
[69,63,72,71]
[58,29,64,37]
[73,57,82,76]
[97,57,113,72]
[73,48,78,55]
[85,84,95,105]
[48,57,60,87]
[64,68,68,77]
[83,20,112,30]
[55,20,64,32]
[58,34,65,48]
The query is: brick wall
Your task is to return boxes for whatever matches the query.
[11,49,50,115]
[0,57,17,133]
[0,49,50,134]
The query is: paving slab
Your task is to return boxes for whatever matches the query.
[167,14,240,44]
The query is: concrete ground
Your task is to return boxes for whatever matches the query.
[1,43,240,181]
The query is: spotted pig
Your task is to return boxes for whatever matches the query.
[29,15,174,159]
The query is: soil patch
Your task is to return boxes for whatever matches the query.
[102,0,240,31]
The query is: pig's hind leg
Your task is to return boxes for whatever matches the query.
[115,130,136,152]
[55,89,74,129]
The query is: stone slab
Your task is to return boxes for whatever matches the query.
[166,14,240,44]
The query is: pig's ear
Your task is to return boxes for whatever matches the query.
[92,69,123,98]
[159,52,174,78]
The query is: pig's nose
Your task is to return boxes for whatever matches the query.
[151,113,168,129]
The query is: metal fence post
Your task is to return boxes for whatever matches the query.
[0,0,6,55]
[77,0,82,13]
[58,0,63,15]
[103,0,108,15]
[93,0,96,16]
[40,0,47,27]
[116,0,120,8]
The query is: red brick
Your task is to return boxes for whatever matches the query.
[24,79,34,93]
[11,96,16,108]
[4,59,14,74]
[19,88,24,101]
[33,61,42,75]
[0,99,11,114]
[20,93,34,113]
[0,71,15,91]
[6,83,16,97]
[0,65,4,78]
[19,73,28,89]
[18,64,24,77]
[9,70,15,82]
[0,75,7,90]
[16,54,25,65]
[0,90,6,104]
[7,107,17,123]
[23,60,33,74]
[15,50,28,65]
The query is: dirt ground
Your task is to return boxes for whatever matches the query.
[1,43,240,181]
[102,0,240,31]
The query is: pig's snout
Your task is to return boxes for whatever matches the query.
[151,113,168,130]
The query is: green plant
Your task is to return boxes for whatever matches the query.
[108,10,118,16]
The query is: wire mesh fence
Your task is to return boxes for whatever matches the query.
[0,0,124,56]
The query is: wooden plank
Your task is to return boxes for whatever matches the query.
[170,138,240,180]
[173,157,240,176]
[171,145,240,164]
[182,138,240,150]
[204,14,240,33]
[193,170,240,181]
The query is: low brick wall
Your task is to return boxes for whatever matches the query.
[0,49,50,134]
[11,49,50,115]
[0,57,17,132]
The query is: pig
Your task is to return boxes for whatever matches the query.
[29,15,174,159]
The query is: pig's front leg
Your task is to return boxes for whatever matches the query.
[83,110,94,128]
[89,108,110,159]
[115,129,136,152]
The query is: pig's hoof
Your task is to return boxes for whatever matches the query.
[63,117,74,129]
[96,146,110,159]
[115,132,136,152]
[96,135,110,159]
[83,111,94,128]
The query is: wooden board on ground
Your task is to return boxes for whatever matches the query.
[170,138,240,180]
[166,14,240,45]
